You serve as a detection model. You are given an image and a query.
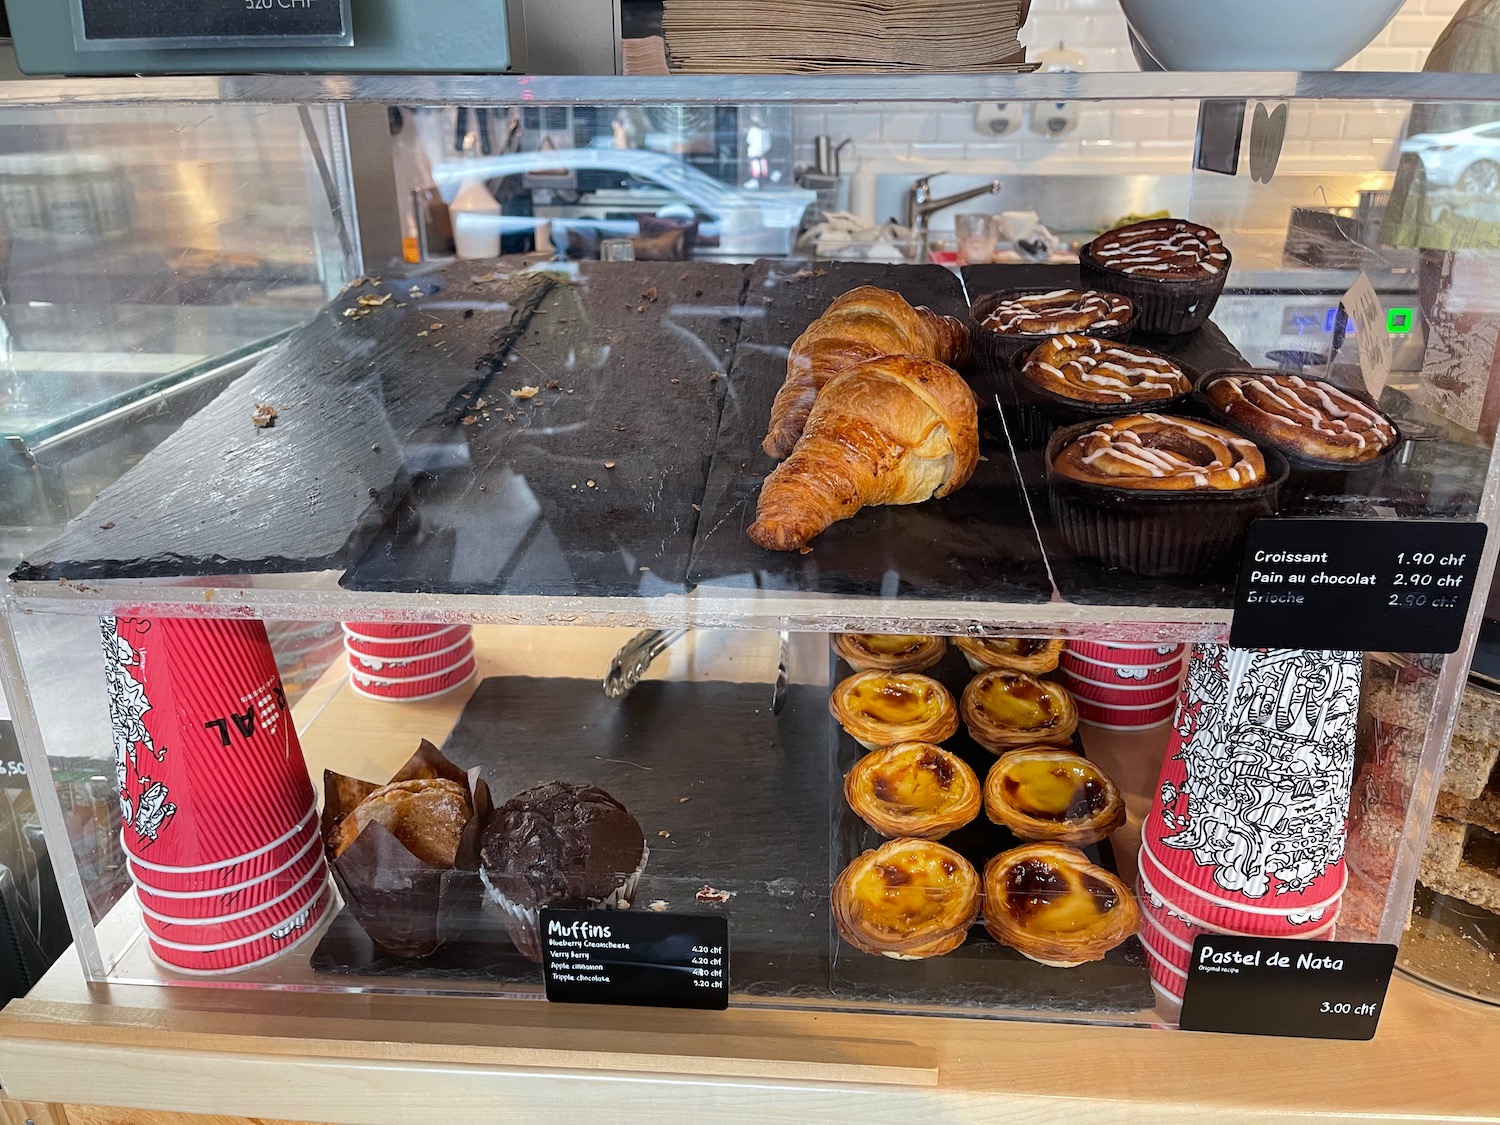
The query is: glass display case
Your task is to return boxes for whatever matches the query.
[2,71,1499,1036]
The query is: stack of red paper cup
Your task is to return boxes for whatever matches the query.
[343,622,475,702]
[1060,641,1186,729]
[1138,644,1361,1010]
[102,616,332,974]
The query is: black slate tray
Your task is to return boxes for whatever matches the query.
[312,675,831,997]
[14,266,556,581]
[340,262,751,596]
[687,260,1052,602]
[828,646,1153,1013]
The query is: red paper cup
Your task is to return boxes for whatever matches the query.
[1067,641,1185,667]
[127,810,321,899]
[1060,651,1184,686]
[1138,911,1195,974]
[342,625,472,659]
[1151,976,1184,1011]
[139,867,329,945]
[348,654,477,702]
[147,881,332,975]
[1139,840,1344,935]
[1144,941,1189,991]
[131,845,325,919]
[1076,698,1177,728]
[105,616,316,866]
[342,622,459,642]
[1063,673,1181,707]
[345,635,474,678]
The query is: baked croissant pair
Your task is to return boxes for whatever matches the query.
[749,287,978,552]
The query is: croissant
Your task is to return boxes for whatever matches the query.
[748,355,979,552]
[762,287,969,459]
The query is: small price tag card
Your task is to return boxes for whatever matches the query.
[1179,936,1398,1040]
[540,908,729,1011]
[1231,518,1487,653]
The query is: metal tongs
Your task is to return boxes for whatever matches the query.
[603,628,792,714]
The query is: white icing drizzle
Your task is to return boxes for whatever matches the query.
[982,289,1132,334]
[1091,220,1229,278]
[1071,413,1262,484]
[1024,335,1189,402]
[1212,374,1395,450]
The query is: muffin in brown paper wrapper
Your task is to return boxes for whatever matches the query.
[320,740,492,959]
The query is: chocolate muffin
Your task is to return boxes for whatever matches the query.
[479,781,647,961]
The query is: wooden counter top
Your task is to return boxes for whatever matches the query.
[3,626,1499,1123]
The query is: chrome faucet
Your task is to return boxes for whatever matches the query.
[904,173,1002,237]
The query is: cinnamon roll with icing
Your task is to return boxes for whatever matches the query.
[1083,218,1228,279]
[1201,371,1398,465]
[1050,414,1267,492]
[980,289,1133,336]
[1020,335,1192,406]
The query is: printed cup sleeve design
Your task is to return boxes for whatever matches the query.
[1158,648,1360,899]
[132,779,177,844]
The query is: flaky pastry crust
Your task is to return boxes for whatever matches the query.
[961,670,1078,753]
[954,637,1064,675]
[833,633,947,674]
[982,843,1139,967]
[983,748,1125,847]
[845,742,981,840]
[833,837,979,958]
[830,670,959,750]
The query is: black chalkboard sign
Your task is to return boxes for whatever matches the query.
[1179,936,1397,1040]
[541,908,729,1011]
[75,0,351,48]
[1230,518,1487,653]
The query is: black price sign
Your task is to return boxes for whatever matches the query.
[540,908,729,1011]
[75,0,351,49]
[0,723,27,790]
[1231,518,1487,653]
[1179,935,1398,1040]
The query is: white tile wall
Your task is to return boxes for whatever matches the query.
[795,0,1472,188]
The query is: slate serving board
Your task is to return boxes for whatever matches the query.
[13,266,556,581]
[340,262,751,596]
[828,646,1154,1013]
[687,260,1052,602]
[311,675,831,997]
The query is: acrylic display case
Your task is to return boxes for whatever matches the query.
[2,71,1500,1036]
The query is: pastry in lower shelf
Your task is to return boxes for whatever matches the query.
[961,670,1078,752]
[954,636,1064,675]
[1201,370,1398,465]
[832,837,980,958]
[1049,413,1267,491]
[748,355,979,552]
[321,740,493,960]
[830,670,960,749]
[331,777,471,868]
[479,781,648,962]
[982,843,1139,967]
[983,748,1125,847]
[833,633,947,673]
[844,742,981,840]
[762,286,970,459]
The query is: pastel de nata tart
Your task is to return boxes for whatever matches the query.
[830,670,959,750]
[961,670,1078,753]
[832,837,980,959]
[833,633,947,674]
[982,843,1139,967]
[845,742,981,840]
[983,748,1125,847]
[954,636,1064,675]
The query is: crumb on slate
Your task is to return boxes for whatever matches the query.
[252,404,278,428]
[604,460,616,469]
[649,900,668,912]
[696,885,734,904]
[511,386,539,399]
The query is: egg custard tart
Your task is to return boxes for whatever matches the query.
[984,748,1125,847]
[845,742,981,840]
[961,670,1078,753]
[982,843,1139,967]
[954,636,1064,675]
[833,633,947,674]
[833,838,980,959]
[830,671,959,750]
